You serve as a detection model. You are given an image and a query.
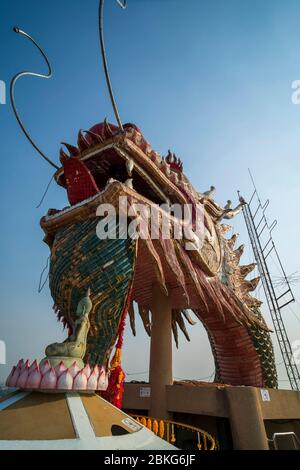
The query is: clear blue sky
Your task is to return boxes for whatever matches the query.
[0,0,300,387]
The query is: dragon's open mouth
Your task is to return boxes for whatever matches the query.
[75,145,169,206]
[54,121,189,211]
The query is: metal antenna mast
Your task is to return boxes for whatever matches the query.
[238,171,300,390]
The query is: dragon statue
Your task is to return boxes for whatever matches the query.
[7,2,277,406]
[40,120,277,405]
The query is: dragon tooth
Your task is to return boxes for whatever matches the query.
[138,305,152,337]
[160,159,167,170]
[182,309,197,326]
[145,144,152,155]
[171,172,178,184]
[150,150,161,165]
[124,178,133,189]
[175,310,191,342]
[128,302,136,336]
[165,165,171,176]
[126,158,134,176]
[171,311,179,348]
[107,177,117,184]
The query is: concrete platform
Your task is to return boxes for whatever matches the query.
[0,390,176,450]
[123,382,300,450]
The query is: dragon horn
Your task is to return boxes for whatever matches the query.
[61,142,80,157]
[77,130,90,151]
[59,147,69,164]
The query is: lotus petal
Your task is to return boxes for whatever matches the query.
[40,367,57,389]
[73,370,87,390]
[28,359,39,375]
[92,365,100,380]
[40,359,51,376]
[20,359,30,373]
[97,369,108,391]
[9,366,22,388]
[81,363,91,379]
[54,361,67,378]
[87,368,98,390]
[5,366,16,387]
[57,370,73,390]
[17,368,29,389]
[16,359,24,369]
[26,367,42,389]
[68,361,80,378]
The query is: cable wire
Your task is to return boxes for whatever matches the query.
[36,175,54,208]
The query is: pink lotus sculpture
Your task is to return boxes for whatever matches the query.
[5,359,108,392]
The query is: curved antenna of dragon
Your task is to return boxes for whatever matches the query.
[10,27,58,170]
[10,0,127,169]
[99,0,127,132]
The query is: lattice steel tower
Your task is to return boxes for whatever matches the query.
[238,173,300,390]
